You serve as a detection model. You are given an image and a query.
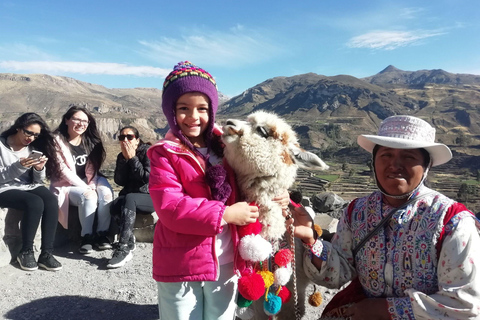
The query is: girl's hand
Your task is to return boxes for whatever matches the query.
[223,202,259,226]
[286,206,316,245]
[121,141,136,160]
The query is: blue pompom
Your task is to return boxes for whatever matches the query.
[263,293,282,316]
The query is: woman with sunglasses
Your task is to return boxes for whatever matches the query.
[0,113,62,271]
[107,126,153,268]
[50,106,113,254]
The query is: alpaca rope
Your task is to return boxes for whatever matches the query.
[290,223,301,320]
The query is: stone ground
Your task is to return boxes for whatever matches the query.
[0,242,158,320]
[0,239,338,320]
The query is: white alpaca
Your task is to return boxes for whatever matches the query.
[222,110,329,241]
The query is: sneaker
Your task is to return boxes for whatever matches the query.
[17,249,38,271]
[107,244,132,269]
[79,234,94,254]
[38,252,63,271]
[128,235,136,252]
[95,232,112,250]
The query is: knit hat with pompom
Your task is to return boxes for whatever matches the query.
[161,61,218,152]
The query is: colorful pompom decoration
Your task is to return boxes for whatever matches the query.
[273,264,292,286]
[238,271,265,301]
[237,293,253,308]
[257,270,274,289]
[238,219,263,238]
[238,234,272,262]
[263,293,282,316]
[274,248,293,267]
[308,285,323,307]
[277,286,292,303]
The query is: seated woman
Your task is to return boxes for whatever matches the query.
[108,126,153,268]
[50,106,113,254]
[289,115,480,319]
[0,113,62,271]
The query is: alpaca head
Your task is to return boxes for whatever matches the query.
[222,111,328,184]
[222,110,328,240]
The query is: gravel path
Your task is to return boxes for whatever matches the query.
[0,242,158,320]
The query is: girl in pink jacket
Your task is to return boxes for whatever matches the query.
[148,61,288,320]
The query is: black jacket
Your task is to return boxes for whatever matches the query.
[114,143,150,195]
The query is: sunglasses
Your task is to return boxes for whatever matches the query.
[118,134,136,141]
[22,128,40,138]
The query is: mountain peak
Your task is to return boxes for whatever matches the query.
[379,65,402,74]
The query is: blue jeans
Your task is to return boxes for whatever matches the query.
[67,176,113,236]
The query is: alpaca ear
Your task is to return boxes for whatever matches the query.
[290,144,329,171]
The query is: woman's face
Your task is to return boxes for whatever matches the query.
[119,128,139,149]
[374,147,426,196]
[15,123,41,146]
[66,111,89,138]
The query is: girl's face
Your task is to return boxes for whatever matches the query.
[119,128,139,149]
[374,146,426,196]
[66,111,89,138]
[175,92,210,147]
[15,123,41,146]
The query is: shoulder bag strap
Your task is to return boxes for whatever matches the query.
[352,191,434,259]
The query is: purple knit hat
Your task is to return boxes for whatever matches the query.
[161,61,218,152]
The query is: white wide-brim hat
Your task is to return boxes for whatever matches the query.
[357,115,452,167]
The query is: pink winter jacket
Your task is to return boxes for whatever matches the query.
[49,135,98,229]
[148,131,243,282]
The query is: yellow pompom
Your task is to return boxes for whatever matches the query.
[257,270,275,289]
[308,292,323,307]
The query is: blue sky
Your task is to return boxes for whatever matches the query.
[0,0,479,97]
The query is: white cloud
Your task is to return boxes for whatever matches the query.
[0,43,55,60]
[0,61,170,77]
[138,27,280,67]
[399,7,425,19]
[347,30,445,50]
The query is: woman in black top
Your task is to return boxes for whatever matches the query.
[108,126,154,268]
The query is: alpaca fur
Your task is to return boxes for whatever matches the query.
[222,110,329,241]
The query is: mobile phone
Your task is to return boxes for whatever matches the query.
[28,150,43,159]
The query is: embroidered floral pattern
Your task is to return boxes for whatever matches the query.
[305,186,480,319]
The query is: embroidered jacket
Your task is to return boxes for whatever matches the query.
[305,186,480,319]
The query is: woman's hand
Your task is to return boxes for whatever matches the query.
[223,202,259,226]
[82,187,97,200]
[32,156,48,171]
[286,205,316,245]
[20,156,46,170]
[272,189,290,210]
[344,298,390,320]
[120,141,137,160]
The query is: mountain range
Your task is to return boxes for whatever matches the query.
[1,66,480,171]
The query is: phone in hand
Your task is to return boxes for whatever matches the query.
[28,150,43,159]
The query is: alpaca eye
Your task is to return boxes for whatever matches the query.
[256,126,269,138]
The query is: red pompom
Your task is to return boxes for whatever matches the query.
[277,286,292,303]
[274,249,293,267]
[238,271,265,301]
[238,219,263,238]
